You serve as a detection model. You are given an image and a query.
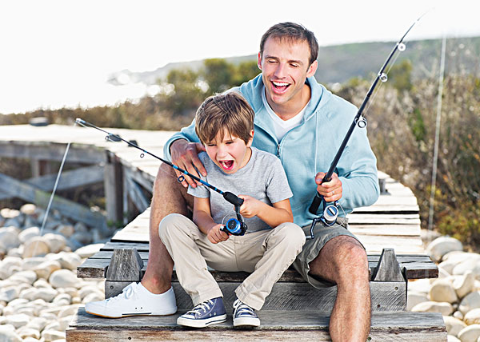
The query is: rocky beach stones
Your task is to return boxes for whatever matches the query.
[411,236,480,342]
[0,204,107,342]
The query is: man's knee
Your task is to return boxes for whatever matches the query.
[153,162,193,213]
[155,163,180,189]
[333,237,369,280]
[310,235,368,283]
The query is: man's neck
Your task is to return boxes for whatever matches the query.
[268,84,311,121]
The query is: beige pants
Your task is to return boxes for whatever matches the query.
[159,213,305,310]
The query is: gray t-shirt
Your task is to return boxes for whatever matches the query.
[188,147,293,232]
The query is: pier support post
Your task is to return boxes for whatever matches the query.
[104,152,124,226]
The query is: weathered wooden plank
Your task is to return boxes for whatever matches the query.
[0,165,104,200]
[77,253,437,281]
[349,224,421,237]
[125,175,150,213]
[67,308,447,342]
[30,158,52,178]
[0,142,106,163]
[171,281,407,312]
[85,250,434,264]
[101,241,150,251]
[108,228,427,254]
[123,167,155,196]
[353,205,419,213]
[112,222,422,242]
[348,213,421,225]
[0,172,106,228]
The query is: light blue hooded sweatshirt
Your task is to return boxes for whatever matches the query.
[163,74,380,227]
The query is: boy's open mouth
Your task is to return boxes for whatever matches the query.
[220,160,234,171]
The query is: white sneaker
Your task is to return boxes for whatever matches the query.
[85,282,177,318]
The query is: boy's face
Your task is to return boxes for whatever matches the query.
[258,37,317,115]
[204,128,254,175]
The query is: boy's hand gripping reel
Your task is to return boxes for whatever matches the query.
[220,192,247,236]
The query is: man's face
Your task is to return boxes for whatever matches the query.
[258,37,317,114]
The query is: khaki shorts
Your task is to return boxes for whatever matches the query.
[292,217,364,289]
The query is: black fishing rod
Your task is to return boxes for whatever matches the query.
[75,118,247,236]
[307,13,428,235]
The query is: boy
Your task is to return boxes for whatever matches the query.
[159,92,305,328]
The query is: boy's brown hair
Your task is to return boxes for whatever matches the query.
[195,92,254,145]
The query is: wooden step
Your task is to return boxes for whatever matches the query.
[77,247,438,281]
[67,308,447,342]
[170,281,407,312]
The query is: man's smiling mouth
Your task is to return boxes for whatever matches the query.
[272,81,290,93]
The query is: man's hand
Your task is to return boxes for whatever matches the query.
[207,224,229,244]
[315,172,343,202]
[170,139,206,188]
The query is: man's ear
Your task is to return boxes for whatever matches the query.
[257,52,262,70]
[307,60,318,78]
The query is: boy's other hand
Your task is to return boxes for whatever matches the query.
[207,224,229,244]
[170,139,207,188]
[314,172,343,202]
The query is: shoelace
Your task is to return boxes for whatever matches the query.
[233,300,255,317]
[106,283,137,303]
[186,299,214,315]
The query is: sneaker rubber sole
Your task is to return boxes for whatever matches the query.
[85,303,177,318]
[233,316,260,327]
[85,309,176,318]
[177,314,227,328]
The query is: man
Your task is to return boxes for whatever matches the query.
[86,22,379,342]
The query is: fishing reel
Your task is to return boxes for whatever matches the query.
[220,203,247,236]
[221,217,247,236]
[308,200,339,239]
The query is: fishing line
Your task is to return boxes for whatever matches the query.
[34,137,73,256]
[428,34,447,233]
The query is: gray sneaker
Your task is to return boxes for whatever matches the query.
[177,297,227,328]
[233,299,260,327]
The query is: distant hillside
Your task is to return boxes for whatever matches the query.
[108,36,480,86]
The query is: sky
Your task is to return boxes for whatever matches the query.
[1,0,479,114]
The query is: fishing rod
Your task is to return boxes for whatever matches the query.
[75,118,247,236]
[307,13,428,237]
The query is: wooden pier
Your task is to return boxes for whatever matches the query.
[0,123,446,341]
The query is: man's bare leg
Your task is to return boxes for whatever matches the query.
[141,163,193,294]
[309,236,371,342]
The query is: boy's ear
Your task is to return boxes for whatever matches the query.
[247,130,254,147]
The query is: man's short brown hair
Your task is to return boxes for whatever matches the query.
[195,92,254,145]
[260,22,319,66]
